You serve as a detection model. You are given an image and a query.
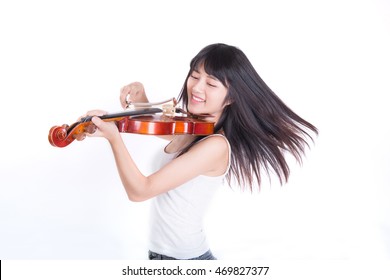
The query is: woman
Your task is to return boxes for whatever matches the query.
[84,43,318,260]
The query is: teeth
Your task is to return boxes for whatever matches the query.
[192,95,205,102]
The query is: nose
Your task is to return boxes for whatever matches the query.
[192,79,205,94]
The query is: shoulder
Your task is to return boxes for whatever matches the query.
[196,134,230,152]
[189,134,230,176]
[181,134,230,159]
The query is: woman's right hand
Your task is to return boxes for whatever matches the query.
[119,82,149,109]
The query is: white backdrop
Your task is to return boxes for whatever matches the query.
[0,0,389,260]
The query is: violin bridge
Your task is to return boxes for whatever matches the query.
[162,103,175,117]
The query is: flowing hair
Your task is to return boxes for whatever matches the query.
[178,43,318,191]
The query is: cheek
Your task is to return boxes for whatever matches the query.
[214,90,228,105]
[207,95,226,110]
[186,79,194,91]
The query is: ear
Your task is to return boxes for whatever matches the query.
[223,96,234,106]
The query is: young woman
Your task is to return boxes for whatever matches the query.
[83,43,318,260]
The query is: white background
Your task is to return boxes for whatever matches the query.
[0,0,389,261]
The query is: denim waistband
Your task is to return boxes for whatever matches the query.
[148,250,216,260]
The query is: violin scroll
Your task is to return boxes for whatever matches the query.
[48,125,69,148]
[48,122,96,148]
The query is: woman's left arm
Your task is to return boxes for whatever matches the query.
[88,115,229,202]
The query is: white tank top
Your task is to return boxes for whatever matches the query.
[148,134,231,259]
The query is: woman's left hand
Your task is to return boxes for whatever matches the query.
[81,110,120,142]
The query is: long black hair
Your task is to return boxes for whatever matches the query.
[178,43,318,191]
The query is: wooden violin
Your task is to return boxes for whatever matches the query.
[48,99,215,148]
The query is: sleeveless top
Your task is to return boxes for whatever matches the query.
[148,134,231,259]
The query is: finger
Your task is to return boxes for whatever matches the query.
[75,133,86,141]
[120,87,130,109]
[77,114,86,122]
[86,110,107,117]
[120,93,127,109]
[85,117,103,137]
[91,116,105,128]
[85,123,97,134]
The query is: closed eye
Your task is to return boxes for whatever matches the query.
[190,74,199,80]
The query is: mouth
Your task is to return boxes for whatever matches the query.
[191,94,205,103]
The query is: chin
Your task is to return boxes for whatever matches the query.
[187,104,204,115]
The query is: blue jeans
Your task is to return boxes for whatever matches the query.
[148,250,216,260]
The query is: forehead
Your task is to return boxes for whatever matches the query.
[192,63,230,89]
[192,64,222,81]
[192,63,206,73]
[192,61,218,77]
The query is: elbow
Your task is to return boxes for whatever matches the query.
[126,192,149,202]
[123,179,152,202]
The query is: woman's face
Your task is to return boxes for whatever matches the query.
[186,64,228,123]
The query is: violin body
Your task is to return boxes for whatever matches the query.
[116,115,214,135]
[48,107,214,148]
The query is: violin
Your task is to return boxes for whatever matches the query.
[48,98,214,148]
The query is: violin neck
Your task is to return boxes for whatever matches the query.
[66,108,164,134]
[80,108,163,123]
